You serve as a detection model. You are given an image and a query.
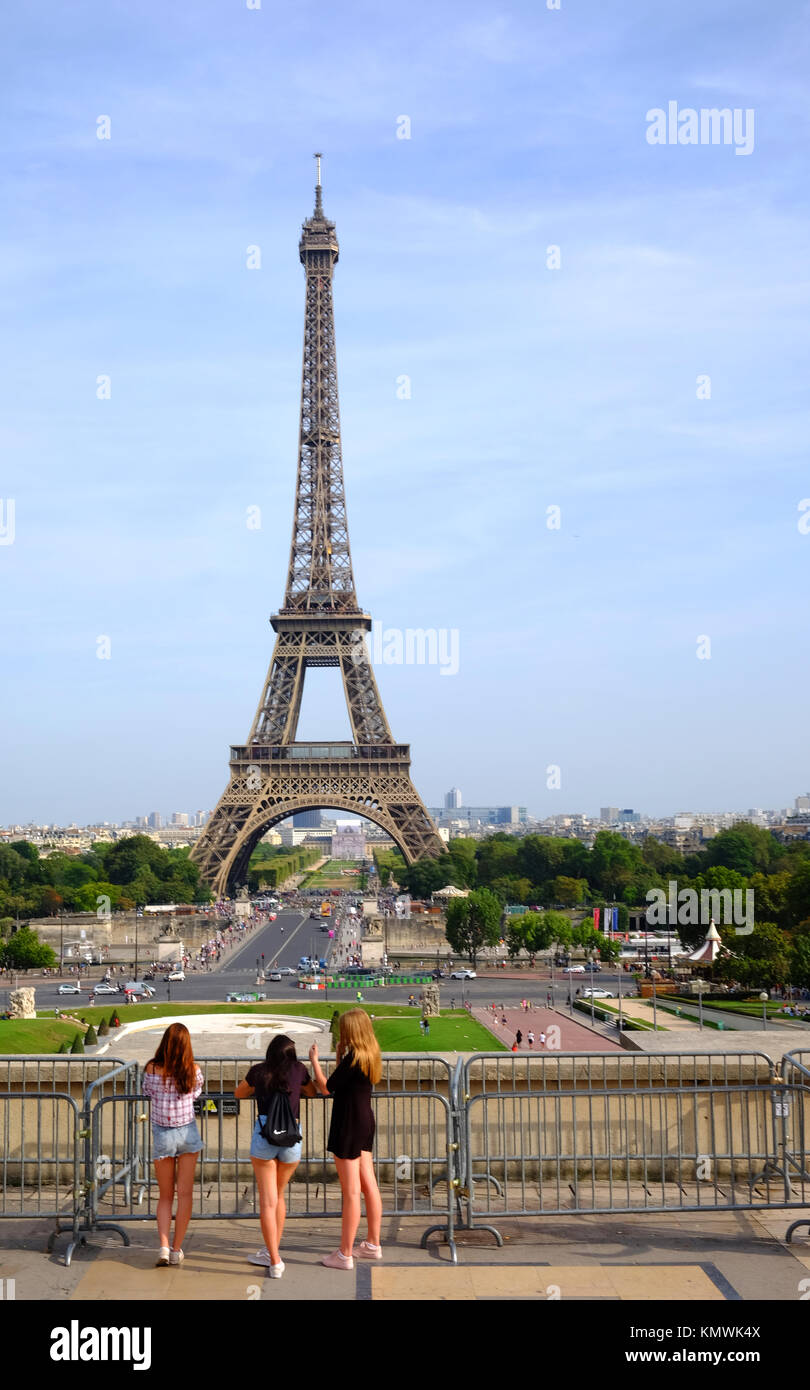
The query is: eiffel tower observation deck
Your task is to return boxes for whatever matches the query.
[191,157,444,898]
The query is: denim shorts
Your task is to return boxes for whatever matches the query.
[152,1120,203,1160]
[250,1118,302,1163]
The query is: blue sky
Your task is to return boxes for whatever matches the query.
[1,0,808,824]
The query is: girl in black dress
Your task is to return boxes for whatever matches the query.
[309,1009,383,1269]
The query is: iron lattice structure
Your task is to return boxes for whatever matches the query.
[191,165,444,898]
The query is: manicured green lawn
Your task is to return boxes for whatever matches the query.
[371,1013,505,1053]
[0,1018,85,1053]
[0,1000,500,1050]
[2,1001,505,1054]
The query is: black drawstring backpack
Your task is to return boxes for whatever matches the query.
[258,1089,302,1148]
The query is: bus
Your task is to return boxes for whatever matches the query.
[320,900,332,918]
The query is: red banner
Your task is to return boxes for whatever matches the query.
[593,908,600,931]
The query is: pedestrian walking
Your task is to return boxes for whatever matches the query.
[527,1030,535,1048]
[423,1017,430,1039]
[142,1023,204,1268]
[234,1034,317,1278]
[515,1029,523,1047]
[309,1011,383,1269]
[501,1014,507,1028]
[539,1031,546,1048]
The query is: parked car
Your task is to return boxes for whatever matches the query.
[164,970,185,982]
[57,982,81,995]
[92,982,120,995]
[450,969,476,980]
[582,988,614,999]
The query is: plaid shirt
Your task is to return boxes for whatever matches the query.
[143,1065,204,1128]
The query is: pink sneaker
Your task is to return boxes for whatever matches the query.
[353,1241,382,1260]
[322,1249,354,1270]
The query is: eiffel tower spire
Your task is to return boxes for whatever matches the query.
[190,161,444,896]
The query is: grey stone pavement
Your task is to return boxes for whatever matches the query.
[2,1206,809,1302]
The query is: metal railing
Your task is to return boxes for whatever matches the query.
[0,1092,82,1262]
[459,1081,810,1248]
[461,1050,777,1097]
[4,1050,810,1266]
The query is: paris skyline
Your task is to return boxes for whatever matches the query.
[1,1,808,827]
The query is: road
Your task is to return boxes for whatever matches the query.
[23,907,810,1035]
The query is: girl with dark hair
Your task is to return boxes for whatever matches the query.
[235,1033,318,1277]
[142,1022,204,1267]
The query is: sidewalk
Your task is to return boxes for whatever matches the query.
[471,1003,621,1051]
[2,1209,808,1301]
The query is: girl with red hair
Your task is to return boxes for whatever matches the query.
[142,1022,204,1267]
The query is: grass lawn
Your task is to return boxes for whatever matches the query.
[4,1001,505,1054]
[668,996,791,1018]
[0,1018,87,1053]
[371,1012,505,1053]
[299,859,364,892]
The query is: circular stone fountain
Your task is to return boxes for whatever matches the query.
[97,1013,326,1063]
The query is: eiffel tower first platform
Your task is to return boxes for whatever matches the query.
[191,158,445,899]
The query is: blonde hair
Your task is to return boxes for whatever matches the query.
[338,1009,382,1085]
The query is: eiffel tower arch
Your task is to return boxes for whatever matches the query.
[191,158,445,900]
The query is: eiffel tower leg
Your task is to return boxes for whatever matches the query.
[339,633,393,744]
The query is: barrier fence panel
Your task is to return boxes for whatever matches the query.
[461,1052,777,1098]
[461,1083,810,1245]
[783,1052,810,1087]
[0,1056,133,1092]
[89,1087,460,1260]
[0,1091,82,1262]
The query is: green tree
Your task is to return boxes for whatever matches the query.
[785,860,810,929]
[550,876,588,906]
[444,888,502,967]
[84,1024,98,1046]
[70,1033,85,1054]
[714,921,791,991]
[790,929,810,989]
[0,926,58,970]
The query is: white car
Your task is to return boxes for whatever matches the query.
[164,970,185,982]
[57,982,81,995]
[582,988,614,999]
[449,969,477,980]
[92,982,120,995]
[562,965,586,974]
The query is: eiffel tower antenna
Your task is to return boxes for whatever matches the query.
[191,174,444,897]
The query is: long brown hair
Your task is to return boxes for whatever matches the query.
[337,1009,382,1085]
[149,1022,197,1095]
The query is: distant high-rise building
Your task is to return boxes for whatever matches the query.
[445,788,462,809]
[135,816,147,828]
[795,794,810,813]
[600,807,620,822]
[172,812,189,827]
[619,809,641,823]
[293,809,323,828]
[147,812,162,829]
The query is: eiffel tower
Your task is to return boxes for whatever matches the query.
[191,157,445,898]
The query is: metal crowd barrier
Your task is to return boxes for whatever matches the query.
[461,1050,777,1097]
[459,1081,810,1248]
[0,1092,83,1263]
[84,1054,461,1262]
[4,1050,810,1267]
[782,1051,810,1087]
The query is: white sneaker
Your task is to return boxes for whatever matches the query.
[268,1261,285,1278]
[169,1249,184,1266]
[155,1246,170,1267]
[248,1249,273,1266]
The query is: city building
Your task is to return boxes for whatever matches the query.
[600,807,620,822]
[293,809,323,828]
[444,788,462,810]
[331,828,366,859]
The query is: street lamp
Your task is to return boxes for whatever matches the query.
[695,978,706,1030]
[760,991,769,1031]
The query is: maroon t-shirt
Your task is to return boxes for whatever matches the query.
[245,1060,310,1121]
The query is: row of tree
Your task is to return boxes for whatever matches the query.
[0,836,208,926]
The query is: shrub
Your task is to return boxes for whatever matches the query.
[84,1024,98,1046]
[57,1040,70,1054]
[70,1033,85,1054]
[98,1020,109,1037]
